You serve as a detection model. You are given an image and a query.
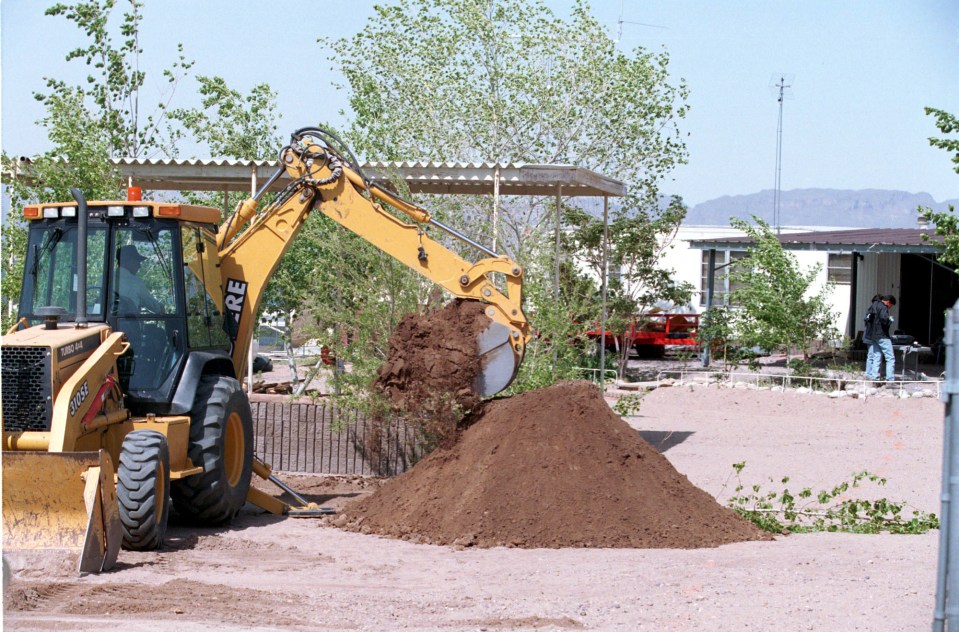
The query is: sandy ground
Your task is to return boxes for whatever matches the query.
[3,382,946,631]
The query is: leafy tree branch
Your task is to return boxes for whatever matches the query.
[917,107,958,269]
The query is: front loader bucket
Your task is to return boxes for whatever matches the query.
[2,450,122,575]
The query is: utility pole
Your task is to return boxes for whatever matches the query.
[771,74,794,235]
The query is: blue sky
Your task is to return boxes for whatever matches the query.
[2,0,957,206]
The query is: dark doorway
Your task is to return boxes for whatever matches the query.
[899,254,958,346]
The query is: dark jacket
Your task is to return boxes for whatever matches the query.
[864,299,892,341]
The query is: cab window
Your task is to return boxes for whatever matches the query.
[112,227,177,316]
[201,231,231,347]
[181,226,230,349]
[25,224,107,319]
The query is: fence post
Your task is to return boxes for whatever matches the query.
[935,300,959,630]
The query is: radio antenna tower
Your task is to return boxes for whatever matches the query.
[770,74,794,235]
[616,0,667,45]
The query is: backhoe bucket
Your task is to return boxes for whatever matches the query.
[2,450,122,575]
[474,320,522,397]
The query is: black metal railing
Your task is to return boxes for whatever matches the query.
[251,400,426,476]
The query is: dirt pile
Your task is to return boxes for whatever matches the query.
[374,299,490,416]
[342,380,772,548]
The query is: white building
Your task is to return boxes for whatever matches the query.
[666,225,954,347]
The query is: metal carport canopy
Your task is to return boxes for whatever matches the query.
[688,227,944,254]
[111,157,626,198]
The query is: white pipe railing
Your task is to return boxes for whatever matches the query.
[654,369,944,400]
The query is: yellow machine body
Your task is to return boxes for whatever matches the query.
[2,127,530,573]
[2,450,121,574]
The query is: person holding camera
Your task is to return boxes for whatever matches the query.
[864,294,897,384]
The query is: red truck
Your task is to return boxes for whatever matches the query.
[587,312,700,357]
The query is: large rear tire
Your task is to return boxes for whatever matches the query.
[118,430,170,551]
[171,375,253,525]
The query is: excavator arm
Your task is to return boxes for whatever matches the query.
[216,127,530,396]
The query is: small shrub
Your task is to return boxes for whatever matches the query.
[612,392,645,417]
[721,462,939,535]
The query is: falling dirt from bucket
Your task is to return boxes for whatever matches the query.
[342,380,772,548]
[372,300,491,447]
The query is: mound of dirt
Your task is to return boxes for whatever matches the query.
[342,380,772,548]
[374,299,490,415]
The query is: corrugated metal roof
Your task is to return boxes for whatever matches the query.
[14,157,625,198]
[688,227,945,254]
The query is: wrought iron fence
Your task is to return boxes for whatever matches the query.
[251,400,426,476]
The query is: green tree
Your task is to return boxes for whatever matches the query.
[326,0,690,389]
[166,75,284,286]
[2,0,192,328]
[565,195,694,378]
[39,0,193,159]
[299,215,425,402]
[726,218,837,359]
[917,107,958,268]
[169,76,281,162]
[1,89,121,329]
[697,305,735,367]
[329,0,687,204]
[0,222,29,331]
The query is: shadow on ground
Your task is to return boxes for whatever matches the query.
[637,430,695,453]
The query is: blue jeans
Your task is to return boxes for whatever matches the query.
[866,338,895,380]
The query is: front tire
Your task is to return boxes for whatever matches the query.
[118,430,171,550]
[171,375,254,525]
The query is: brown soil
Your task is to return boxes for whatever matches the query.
[374,299,490,413]
[342,380,771,548]
[3,385,944,630]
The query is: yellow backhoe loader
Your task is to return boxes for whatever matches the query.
[2,127,530,574]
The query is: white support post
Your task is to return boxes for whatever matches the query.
[554,185,562,298]
[702,249,717,367]
[600,196,609,386]
[248,168,257,393]
[493,165,500,253]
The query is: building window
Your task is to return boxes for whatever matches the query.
[700,250,747,306]
[827,253,852,285]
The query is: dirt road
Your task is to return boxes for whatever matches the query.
[4,384,945,631]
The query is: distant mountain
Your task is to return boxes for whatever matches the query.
[685,189,958,228]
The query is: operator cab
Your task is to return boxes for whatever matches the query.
[17,200,232,414]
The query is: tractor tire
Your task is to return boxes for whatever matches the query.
[171,375,253,525]
[118,430,171,551]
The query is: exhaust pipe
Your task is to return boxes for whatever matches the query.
[70,188,88,328]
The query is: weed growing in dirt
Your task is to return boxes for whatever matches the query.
[721,462,939,534]
[672,347,699,370]
[612,392,645,416]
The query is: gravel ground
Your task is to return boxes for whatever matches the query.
[3,381,947,631]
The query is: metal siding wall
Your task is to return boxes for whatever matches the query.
[856,254,879,327]
[878,253,902,300]
[856,253,901,321]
